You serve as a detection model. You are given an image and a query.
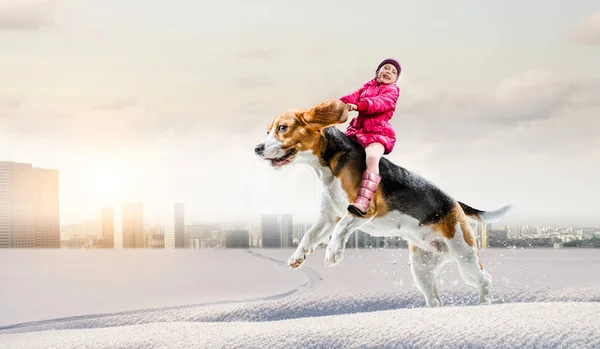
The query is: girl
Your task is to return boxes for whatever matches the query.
[340,58,401,217]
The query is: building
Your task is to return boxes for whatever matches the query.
[118,202,144,248]
[260,214,295,248]
[164,203,185,249]
[261,214,281,248]
[174,203,185,248]
[32,167,60,248]
[0,161,60,248]
[281,214,293,248]
[469,220,489,249]
[98,206,114,248]
[145,224,165,248]
[185,223,221,248]
[226,229,250,248]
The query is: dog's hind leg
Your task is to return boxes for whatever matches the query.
[288,214,338,268]
[446,222,493,305]
[324,213,370,267]
[409,245,449,307]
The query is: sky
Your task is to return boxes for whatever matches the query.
[0,0,599,227]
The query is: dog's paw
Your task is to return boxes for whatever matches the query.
[479,298,492,305]
[324,241,344,268]
[287,246,314,269]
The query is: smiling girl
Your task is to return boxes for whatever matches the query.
[340,58,401,217]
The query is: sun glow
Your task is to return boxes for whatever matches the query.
[86,165,126,206]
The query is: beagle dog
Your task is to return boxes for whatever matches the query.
[254,99,514,307]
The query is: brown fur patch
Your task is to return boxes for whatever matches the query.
[300,99,348,127]
[454,203,478,248]
[335,165,389,218]
[410,245,418,253]
[459,216,477,248]
[373,188,390,217]
[429,203,484,269]
[430,205,459,240]
[458,212,484,270]
[337,165,361,203]
[429,203,478,246]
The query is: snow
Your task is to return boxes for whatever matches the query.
[1,248,599,348]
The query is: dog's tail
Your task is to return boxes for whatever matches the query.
[458,202,515,224]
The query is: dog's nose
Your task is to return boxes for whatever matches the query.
[254,143,265,156]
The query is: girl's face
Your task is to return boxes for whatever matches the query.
[376,63,398,84]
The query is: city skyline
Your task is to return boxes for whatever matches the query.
[1,1,599,227]
[1,158,595,250]
[3,159,600,230]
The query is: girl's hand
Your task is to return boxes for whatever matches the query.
[347,103,358,111]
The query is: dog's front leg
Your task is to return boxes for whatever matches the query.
[324,214,370,267]
[288,213,337,268]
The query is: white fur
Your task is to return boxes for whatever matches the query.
[257,136,495,307]
[261,130,287,159]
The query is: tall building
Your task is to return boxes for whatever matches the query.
[261,214,281,248]
[261,214,294,248]
[0,161,35,248]
[480,222,489,249]
[0,161,60,248]
[281,214,293,248]
[174,203,185,248]
[164,203,185,249]
[113,205,123,249]
[99,206,114,248]
[119,203,144,248]
[32,167,60,248]
[469,220,489,249]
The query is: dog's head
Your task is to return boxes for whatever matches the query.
[254,99,348,168]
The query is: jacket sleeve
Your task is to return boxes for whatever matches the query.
[356,85,400,114]
[339,83,367,104]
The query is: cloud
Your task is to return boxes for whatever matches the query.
[3,69,597,158]
[392,71,600,148]
[0,0,59,31]
[566,11,600,46]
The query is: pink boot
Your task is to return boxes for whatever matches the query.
[347,170,381,217]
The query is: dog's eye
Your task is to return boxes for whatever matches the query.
[277,125,288,133]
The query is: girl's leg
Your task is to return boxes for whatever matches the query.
[365,143,385,174]
[347,142,386,217]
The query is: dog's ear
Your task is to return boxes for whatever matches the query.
[296,99,348,129]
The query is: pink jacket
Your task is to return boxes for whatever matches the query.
[340,79,400,154]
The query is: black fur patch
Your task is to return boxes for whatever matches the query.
[319,126,365,175]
